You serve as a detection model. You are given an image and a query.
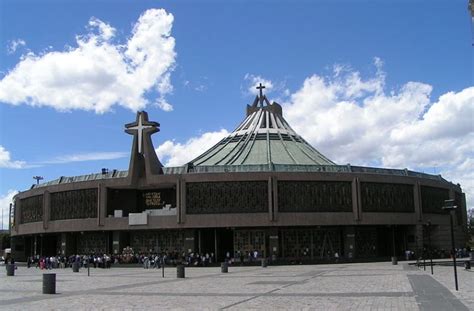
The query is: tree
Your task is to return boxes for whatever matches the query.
[0,232,10,250]
[467,208,474,249]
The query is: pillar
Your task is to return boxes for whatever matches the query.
[415,224,424,255]
[98,184,107,226]
[272,177,278,222]
[351,178,360,221]
[11,236,26,261]
[268,228,279,260]
[59,233,76,256]
[183,229,195,254]
[180,181,187,224]
[268,177,273,222]
[13,199,21,233]
[112,231,126,255]
[176,177,182,224]
[344,226,356,259]
[413,182,422,222]
[43,191,50,230]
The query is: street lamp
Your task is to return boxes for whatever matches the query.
[33,176,44,185]
[442,199,458,291]
[426,221,433,275]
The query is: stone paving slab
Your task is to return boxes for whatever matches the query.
[0,262,471,310]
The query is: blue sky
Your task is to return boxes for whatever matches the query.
[0,0,473,228]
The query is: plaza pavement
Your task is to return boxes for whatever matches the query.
[0,261,472,310]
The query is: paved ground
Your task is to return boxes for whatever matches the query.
[0,261,472,310]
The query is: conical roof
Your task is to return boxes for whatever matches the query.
[188,87,335,167]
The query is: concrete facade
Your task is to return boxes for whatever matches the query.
[9,110,468,261]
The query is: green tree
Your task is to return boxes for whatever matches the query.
[0,233,10,250]
[467,208,473,248]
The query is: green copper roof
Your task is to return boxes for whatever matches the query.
[188,94,335,168]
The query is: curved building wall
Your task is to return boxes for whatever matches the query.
[10,169,468,262]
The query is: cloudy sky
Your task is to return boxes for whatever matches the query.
[0,0,472,229]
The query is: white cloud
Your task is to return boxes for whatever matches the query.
[0,8,176,113]
[282,59,473,208]
[0,190,17,230]
[42,151,128,164]
[7,39,26,54]
[155,72,173,111]
[155,129,229,166]
[88,17,115,41]
[156,99,173,112]
[194,84,206,92]
[0,145,26,169]
[243,73,274,96]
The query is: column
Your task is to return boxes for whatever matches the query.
[180,181,187,224]
[98,183,107,226]
[183,229,195,254]
[272,177,278,222]
[413,182,422,222]
[351,178,360,221]
[268,228,279,260]
[176,178,182,224]
[268,177,273,222]
[112,231,122,255]
[11,236,26,261]
[43,191,50,230]
[344,226,356,259]
[60,233,67,256]
[14,199,21,233]
[415,224,424,255]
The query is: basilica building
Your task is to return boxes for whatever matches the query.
[10,86,468,262]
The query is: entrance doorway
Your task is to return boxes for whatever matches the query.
[42,235,58,256]
[216,228,234,262]
[197,228,235,262]
[199,228,215,256]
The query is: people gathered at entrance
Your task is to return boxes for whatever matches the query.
[24,249,254,269]
[24,246,471,269]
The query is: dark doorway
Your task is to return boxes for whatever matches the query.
[199,228,215,256]
[42,234,58,256]
[376,226,406,258]
[216,228,234,262]
[24,236,32,257]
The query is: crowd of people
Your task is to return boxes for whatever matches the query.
[20,246,472,270]
[23,249,262,270]
[26,254,114,269]
[408,247,472,261]
[24,250,225,270]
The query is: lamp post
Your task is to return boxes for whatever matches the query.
[426,221,433,275]
[442,199,458,291]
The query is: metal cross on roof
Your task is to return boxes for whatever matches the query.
[256,83,265,98]
[125,111,159,154]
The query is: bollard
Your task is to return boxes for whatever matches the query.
[465,261,471,270]
[6,264,15,276]
[176,264,185,278]
[221,262,228,273]
[261,258,267,268]
[72,262,80,273]
[42,273,56,294]
[391,257,398,265]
